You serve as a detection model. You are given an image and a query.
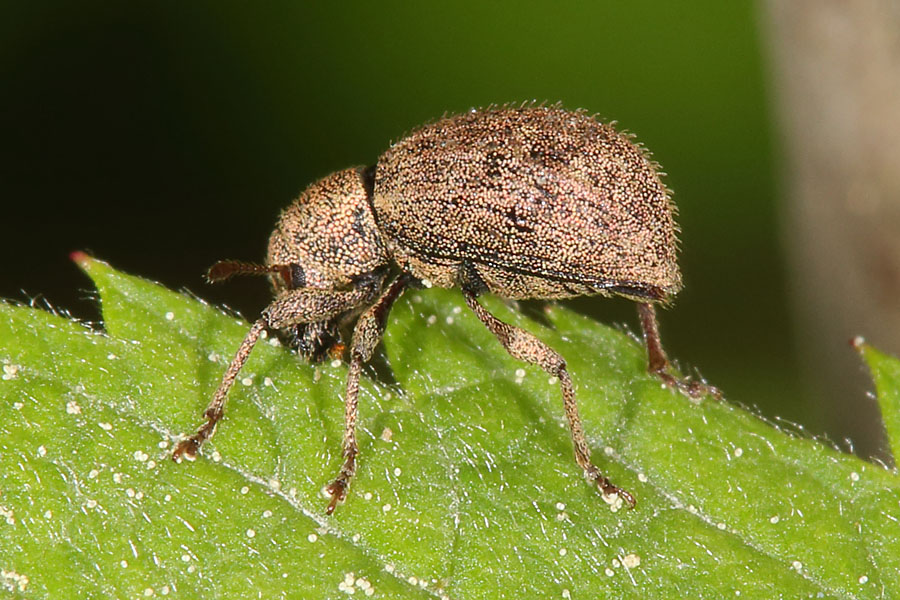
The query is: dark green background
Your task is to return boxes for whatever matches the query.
[2,4,825,448]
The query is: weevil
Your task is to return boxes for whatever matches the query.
[173,105,718,512]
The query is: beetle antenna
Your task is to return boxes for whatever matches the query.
[206,260,289,283]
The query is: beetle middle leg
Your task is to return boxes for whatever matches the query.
[460,286,636,508]
[325,274,412,514]
[637,302,721,400]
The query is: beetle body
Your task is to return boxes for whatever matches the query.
[374,107,681,301]
[174,105,716,513]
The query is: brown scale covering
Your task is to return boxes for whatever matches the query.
[266,167,389,294]
[373,105,681,301]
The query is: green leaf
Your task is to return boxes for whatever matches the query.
[855,339,900,468]
[1,256,898,598]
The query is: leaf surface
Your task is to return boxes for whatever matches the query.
[0,257,897,599]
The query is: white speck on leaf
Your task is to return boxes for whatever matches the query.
[602,492,624,512]
[622,553,641,568]
[1,570,30,592]
[2,364,20,380]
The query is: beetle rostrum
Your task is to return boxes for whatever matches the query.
[173,104,719,513]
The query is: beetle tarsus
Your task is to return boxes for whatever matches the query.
[325,442,357,515]
[597,477,637,509]
[656,371,722,401]
[172,436,201,462]
[325,478,349,515]
[638,302,721,401]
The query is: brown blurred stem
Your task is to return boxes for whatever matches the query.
[764,0,900,461]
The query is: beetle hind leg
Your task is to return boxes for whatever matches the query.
[637,303,721,400]
[461,286,636,509]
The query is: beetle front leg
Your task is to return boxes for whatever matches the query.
[637,303,721,400]
[462,288,636,509]
[325,274,411,514]
[172,286,374,462]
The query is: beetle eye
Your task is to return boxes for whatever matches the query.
[288,264,306,289]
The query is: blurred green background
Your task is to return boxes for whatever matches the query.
[1,3,861,455]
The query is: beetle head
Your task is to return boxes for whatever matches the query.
[266,167,390,361]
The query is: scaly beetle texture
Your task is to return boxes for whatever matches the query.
[173,104,719,513]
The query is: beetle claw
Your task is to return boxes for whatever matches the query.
[596,477,637,510]
[325,479,348,515]
[657,371,721,401]
[172,437,200,462]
